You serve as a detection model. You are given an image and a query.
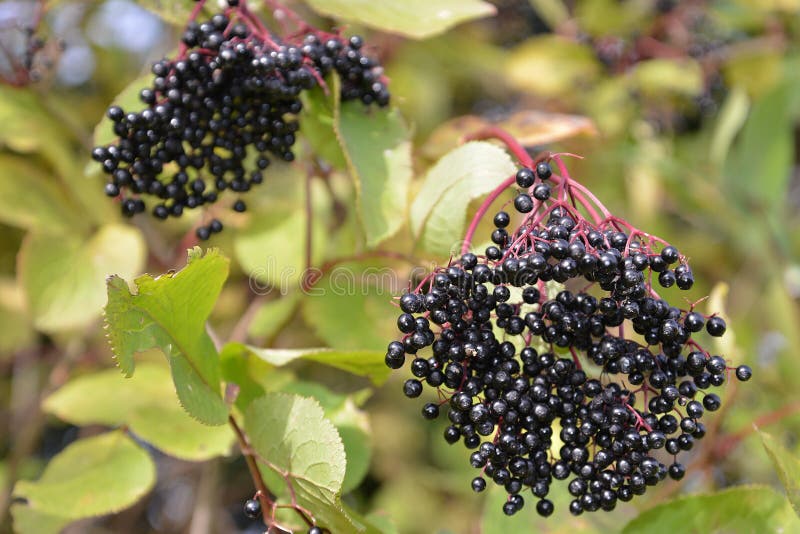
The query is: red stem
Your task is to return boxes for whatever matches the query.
[460,174,517,255]
[465,127,534,168]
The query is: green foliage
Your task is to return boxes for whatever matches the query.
[224,343,390,386]
[133,0,198,26]
[505,36,601,98]
[301,260,400,351]
[43,364,234,460]
[0,155,86,233]
[104,247,229,425]
[247,293,301,341]
[620,486,800,534]
[302,0,496,39]
[245,393,378,533]
[410,141,516,255]
[336,103,412,247]
[12,431,156,524]
[760,429,800,517]
[20,224,145,332]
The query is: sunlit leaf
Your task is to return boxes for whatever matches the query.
[245,393,379,532]
[19,224,145,332]
[104,247,229,425]
[630,58,704,98]
[710,87,750,168]
[133,0,199,26]
[279,381,373,493]
[223,342,390,385]
[423,111,597,161]
[303,0,496,39]
[13,431,156,520]
[336,101,412,247]
[410,141,516,255]
[725,81,794,211]
[0,154,86,233]
[621,485,800,534]
[43,364,234,461]
[759,429,800,517]
[506,36,601,97]
[10,503,72,534]
[301,260,400,351]
[0,278,34,356]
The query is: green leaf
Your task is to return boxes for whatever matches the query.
[0,85,70,155]
[234,206,326,291]
[725,81,795,210]
[410,141,517,255]
[300,260,399,351]
[43,364,234,461]
[13,431,156,520]
[760,429,800,517]
[104,247,230,425]
[224,342,390,385]
[245,393,378,533]
[0,278,34,356]
[246,392,345,491]
[0,154,86,233]
[300,85,348,169]
[630,58,704,98]
[279,381,373,493]
[19,224,145,332]
[710,86,750,168]
[336,101,412,247]
[131,1,197,26]
[220,343,270,412]
[621,485,800,534]
[248,293,301,341]
[506,36,601,98]
[574,0,651,37]
[10,503,72,534]
[303,0,496,39]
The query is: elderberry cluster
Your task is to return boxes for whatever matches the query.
[92,9,388,239]
[386,161,751,517]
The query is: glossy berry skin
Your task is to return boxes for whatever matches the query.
[516,168,535,188]
[308,527,323,534]
[532,183,550,201]
[422,403,440,420]
[537,498,554,517]
[243,499,261,519]
[536,161,552,180]
[736,365,752,381]
[494,211,510,228]
[706,316,726,337]
[514,193,533,213]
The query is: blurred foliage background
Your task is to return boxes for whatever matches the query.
[0,0,799,532]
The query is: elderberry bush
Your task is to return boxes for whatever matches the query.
[92,3,388,239]
[386,155,751,517]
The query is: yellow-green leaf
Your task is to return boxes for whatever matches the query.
[19,224,145,332]
[13,431,156,520]
[303,0,496,39]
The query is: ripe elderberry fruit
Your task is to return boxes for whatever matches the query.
[93,6,389,238]
[243,498,261,519]
[384,147,750,518]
